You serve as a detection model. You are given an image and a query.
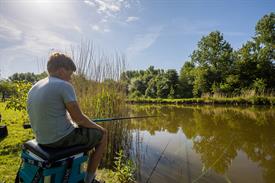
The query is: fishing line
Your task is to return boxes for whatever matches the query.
[145,138,172,183]
[191,137,235,183]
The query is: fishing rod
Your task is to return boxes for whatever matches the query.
[23,115,158,129]
[146,139,171,183]
[92,115,158,122]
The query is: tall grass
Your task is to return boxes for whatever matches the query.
[69,41,133,172]
[70,41,127,118]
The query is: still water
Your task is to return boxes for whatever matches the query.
[102,105,275,183]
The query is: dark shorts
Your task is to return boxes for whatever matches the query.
[45,128,103,149]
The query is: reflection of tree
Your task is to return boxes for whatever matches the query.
[129,104,275,182]
[191,109,239,174]
[240,124,275,183]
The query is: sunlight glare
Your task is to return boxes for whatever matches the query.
[32,0,54,11]
[22,0,72,22]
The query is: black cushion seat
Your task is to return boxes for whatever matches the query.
[23,139,91,162]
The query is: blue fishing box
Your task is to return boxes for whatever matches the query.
[17,139,91,183]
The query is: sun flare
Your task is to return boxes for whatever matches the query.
[32,0,54,9]
[23,0,72,19]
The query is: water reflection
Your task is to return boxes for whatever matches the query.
[103,105,275,183]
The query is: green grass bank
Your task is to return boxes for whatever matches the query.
[126,96,275,105]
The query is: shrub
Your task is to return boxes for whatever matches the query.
[113,150,136,183]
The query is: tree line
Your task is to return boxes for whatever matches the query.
[0,72,47,101]
[121,13,275,98]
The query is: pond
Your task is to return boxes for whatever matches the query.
[101,105,275,183]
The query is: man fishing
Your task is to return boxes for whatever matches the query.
[27,52,107,183]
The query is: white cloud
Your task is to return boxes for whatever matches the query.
[103,28,110,32]
[92,24,100,31]
[84,0,137,18]
[90,24,110,33]
[0,16,75,78]
[84,0,96,6]
[28,29,73,50]
[0,16,23,42]
[127,26,163,58]
[0,16,73,54]
[73,25,83,34]
[126,16,139,22]
[101,18,108,23]
[1,28,74,62]
[84,0,122,15]
[96,0,120,13]
[84,0,141,33]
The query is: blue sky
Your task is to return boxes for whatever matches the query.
[0,0,274,78]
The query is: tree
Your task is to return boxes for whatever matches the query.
[36,72,48,81]
[255,13,275,46]
[235,41,258,89]
[145,77,158,98]
[8,72,47,83]
[192,67,210,97]
[179,61,195,98]
[129,77,146,97]
[0,80,16,101]
[190,31,234,96]
[144,69,180,98]
[120,70,140,95]
[156,76,170,98]
[165,69,180,98]
[254,13,275,89]
[9,72,36,83]
[234,13,275,92]
[191,31,233,76]
[120,71,140,84]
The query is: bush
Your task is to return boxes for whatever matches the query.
[113,150,135,183]
[5,81,32,123]
[252,78,266,94]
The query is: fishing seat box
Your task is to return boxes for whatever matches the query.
[19,139,91,183]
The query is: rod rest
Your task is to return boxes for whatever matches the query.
[23,139,91,162]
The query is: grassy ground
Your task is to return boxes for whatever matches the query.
[0,102,124,183]
[127,96,275,105]
[0,102,34,182]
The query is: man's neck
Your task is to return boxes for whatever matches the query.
[49,74,62,80]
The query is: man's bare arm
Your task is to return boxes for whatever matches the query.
[65,101,105,132]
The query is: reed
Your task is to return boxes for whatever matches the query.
[69,41,133,171]
[70,41,127,118]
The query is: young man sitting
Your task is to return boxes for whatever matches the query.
[27,53,107,183]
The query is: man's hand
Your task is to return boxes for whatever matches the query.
[65,101,106,132]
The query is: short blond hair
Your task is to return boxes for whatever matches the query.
[47,53,76,73]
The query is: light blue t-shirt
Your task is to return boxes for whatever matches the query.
[27,76,76,144]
